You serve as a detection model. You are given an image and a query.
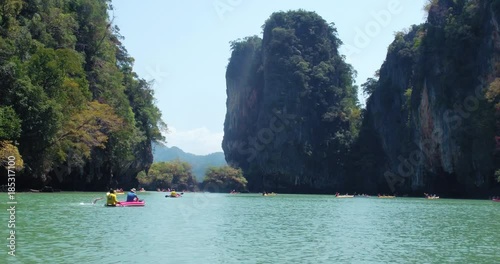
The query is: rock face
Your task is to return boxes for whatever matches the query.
[351,0,500,197]
[223,3,499,196]
[223,10,360,193]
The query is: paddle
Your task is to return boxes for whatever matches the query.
[92,197,103,204]
[165,192,183,198]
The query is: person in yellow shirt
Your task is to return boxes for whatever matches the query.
[106,188,120,206]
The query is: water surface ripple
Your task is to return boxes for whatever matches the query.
[1,193,499,263]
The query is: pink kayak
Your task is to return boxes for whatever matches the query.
[116,201,145,207]
[493,199,500,202]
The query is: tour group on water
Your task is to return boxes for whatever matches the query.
[87,188,500,206]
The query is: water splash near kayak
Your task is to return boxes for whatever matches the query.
[77,198,104,206]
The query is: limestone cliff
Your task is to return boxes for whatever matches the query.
[223,10,360,193]
[353,0,500,197]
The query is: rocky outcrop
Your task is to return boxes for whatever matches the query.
[223,10,360,193]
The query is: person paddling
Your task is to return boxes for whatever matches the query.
[126,188,140,202]
[106,188,120,206]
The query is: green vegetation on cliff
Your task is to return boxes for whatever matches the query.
[0,0,164,190]
[223,10,361,193]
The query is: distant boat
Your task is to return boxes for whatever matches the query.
[335,193,354,198]
[424,193,439,199]
[378,195,395,199]
[336,195,354,198]
[492,198,500,202]
[165,192,183,198]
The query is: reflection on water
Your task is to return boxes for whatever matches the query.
[1,193,499,263]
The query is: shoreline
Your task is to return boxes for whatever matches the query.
[1,190,499,200]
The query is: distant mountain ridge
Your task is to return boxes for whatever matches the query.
[153,143,227,181]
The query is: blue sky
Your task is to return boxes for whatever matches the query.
[112,0,428,155]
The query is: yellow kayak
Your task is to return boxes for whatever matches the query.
[378,196,395,198]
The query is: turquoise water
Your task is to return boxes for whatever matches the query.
[1,193,499,263]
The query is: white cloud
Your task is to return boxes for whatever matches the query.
[163,127,224,155]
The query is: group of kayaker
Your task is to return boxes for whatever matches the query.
[424,193,439,199]
[105,188,142,206]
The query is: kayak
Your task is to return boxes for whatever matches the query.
[493,199,500,202]
[116,201,145,207]
[378,196,395,198]
[336,195,354,198]
[165,192,183,198]
[426,196,439,199]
